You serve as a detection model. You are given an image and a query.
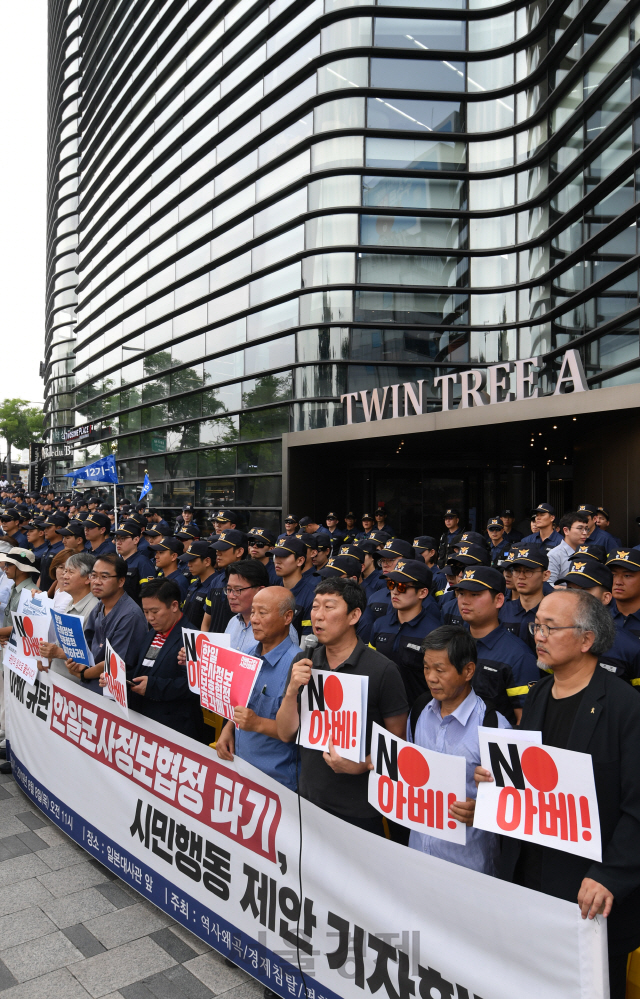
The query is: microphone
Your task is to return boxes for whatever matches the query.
[302,634,318,656]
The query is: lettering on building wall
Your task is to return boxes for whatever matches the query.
[340,349,589,425]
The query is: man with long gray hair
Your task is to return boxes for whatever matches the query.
[476,588,640,999]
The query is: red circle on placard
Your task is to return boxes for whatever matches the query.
[195,634,206,658]
[397,746,430,787]
[323,674,343,711]
[110,653,118,679]
[521,746,559,792]
[23,617,33,637]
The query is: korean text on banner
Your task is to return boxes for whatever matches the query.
[6,669,609,999]
[51,610,93,668]
[196,641,261,721]
[183,629,231,694]
[474,727,602,861]
[4,589,52,685]
[368,722,467,843]
[299,668,368,763]
[103,640,128,718]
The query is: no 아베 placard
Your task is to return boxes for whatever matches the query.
[299,669,368,763]
[368,722,467,843]
[474,728,601,861]
[103,641,129,718]
[183,628,231,695]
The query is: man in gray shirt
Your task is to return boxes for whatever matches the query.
[547,511,590,584]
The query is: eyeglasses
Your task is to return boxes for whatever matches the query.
[386,579,415,594]
[511,567,543,578]
[249,543,268,550]
[88,572,117,580]
[528,622,581,639]
[224,585,257,596]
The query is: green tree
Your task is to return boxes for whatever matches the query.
[0,399,43,483]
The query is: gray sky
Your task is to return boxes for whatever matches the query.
[0,0,47,410]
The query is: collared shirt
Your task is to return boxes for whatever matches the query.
[547,539,575,583]
[407,689,511,874]
[520,530,562,552]
[499,596,542,653]
[84,591,149,692]
[609,599,640,639]
[291,573,318,635]
[587,525,618,553]
[472,624,539,724]
[39,540,64,591]
[235,636,303,791]
[361,568,384,599]
[162,568,189,600]
[183,572,217,629]
[28,541,48,565]
[431,568,448,600]
[371,601,442,704]
[225,612,303,652]
[50,592,100,683]
[86,538,117,558]
[489,537,510,566]
[122,550,156,605]
[265,559,280,586]
[503,528,523,544]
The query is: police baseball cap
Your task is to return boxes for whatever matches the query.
[344,511,356,519]
[455,532,487,548]
[0,509,21,522]
[0,548,39,573]
[336,544,365,566]
[213,509,234,523]
[298,517,314,527]
[144,524,172,538]
[248,528,276,546]
[210,529,247,551]
[506,544,549,569]
[597,506,610,518]
[569,544,606,564]
[413,536,437,552]
[577,504,598,516]
[115,519,142,538]
[361,512,374,521]
[150,537,184,555]
[283,514,299,524]
[378,538,415,560]
[42,513,70,528]
[455,566,506,593]
[273,537,307,559]
[531,502,555,517]
[175,524,200,541]
[444,508,459,518]
[357,538,384,555]
[448,543,490,567]
[182,505,195,514]
[486,518,504,530]
[387,559,433,589]
[318,556,362,579]
[326,511,339,520]
[606,549,640,571]
[57,521,86,538]
[368,531,390,544]
[84,512,111,531]
[500,509,516,518]
[311,534,332,552]
[178,540,214,563]
[557,561,613,590]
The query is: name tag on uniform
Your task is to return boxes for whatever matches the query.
[406,643,422,652]
[142,658,155,670]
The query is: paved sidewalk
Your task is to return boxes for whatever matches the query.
[0,771,264,998]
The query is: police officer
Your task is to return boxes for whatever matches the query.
[0,508,28,548]
[555,560,640,686]
[146,508,171,532]
[176,503,200,535]
[357,538,416,642]
[150,536,188,600]
[272,536,316,637]
[498,545,550,649]
[576,503,618,553]
[455,565,539,724]
[437,508,463,567]
[342,512,358,544]
[57,520,87,555]
[486,518,510,566]
[84,512,116,557]
[204,529,249,633]
[357,538,385,598]
[299,532,321,577]
[500,509,523,545]
[334,544,366,579]
[211,509,235,534]
[278,514,299,540]
[179,540,217,628]
[37,513,68,591]
[114,519,157,605]
[356,512,376,540]
[374,506,395,538]
[324,512,347,546]
[317,554,361,582]
[440,544,490,626]
[606,548,640,638]
[25,520,48,566]
[247,527,279,584]
[310,535,332,575]
[368,529,391,545]
[521,503,562,552]
[144,523,173,544]
[413,535,447,598]
[370,558,442,705]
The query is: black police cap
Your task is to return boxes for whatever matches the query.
[455,566,506,593]
[387,559,432,589]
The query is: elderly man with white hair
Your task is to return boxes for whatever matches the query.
[38,552,98,683]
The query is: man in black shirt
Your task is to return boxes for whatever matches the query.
[476,588,640,999]
[276,577,408,834]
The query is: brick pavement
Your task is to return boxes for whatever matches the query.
[0,771,264,999]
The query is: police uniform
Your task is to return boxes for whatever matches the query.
[247,528,281,586]
[290,572,317,636]
[356,538,416,642]
[437,509,463,567]
[440,543,491,625]
[88,538,117,557]
[606,549,640,639]
[369,559,442,705]
[121,550,156,603]
[325,512,347,547]
[277,513,300,541]
[162,568,189,600]
[38,539,64,591]
[182,572,217,628]
[497,545,549,651]
[205,530,250,633]
[361,567,384,598]
[355,513,376,541]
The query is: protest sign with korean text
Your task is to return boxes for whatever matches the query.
[194,639,261,722]
[51,610,93,668]
[299,668,368,763]
[5,668,608,999]
[368,722,467,843]
[474,727,601,861]
[103,640,128,718]
[183,629,231,694]
[4,589,52,685]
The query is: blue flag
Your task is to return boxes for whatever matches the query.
[40,475,49,490]
[139,472,152,502]
[64,453,118,484]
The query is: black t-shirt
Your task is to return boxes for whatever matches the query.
[514,688,585,891]
[287,639,408,819]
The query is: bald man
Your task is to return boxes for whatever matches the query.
[216,587,304,791]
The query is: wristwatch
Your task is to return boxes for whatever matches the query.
[79,668,91,683]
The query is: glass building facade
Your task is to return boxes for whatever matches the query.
[45,0,640,530]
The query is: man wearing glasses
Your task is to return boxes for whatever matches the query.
[477,588,640,999]
[369,559,442,705]
[499,545,551,651]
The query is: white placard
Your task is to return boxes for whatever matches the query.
[299,668,368,763]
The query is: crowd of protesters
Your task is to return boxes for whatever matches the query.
[0,482,638,996]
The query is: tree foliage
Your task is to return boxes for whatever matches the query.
[0,398,43,479]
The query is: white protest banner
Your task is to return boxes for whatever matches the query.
[4,589,53,685]
[300,668,368,763]
[3,646,39,685]
[103,641,128,718]
[182,629,231,694]
[368,722,467,843]
[5,669,607,999]
[474,727,601,861]
[196,641,261,722]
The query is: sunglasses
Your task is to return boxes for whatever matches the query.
[386,579,416,593]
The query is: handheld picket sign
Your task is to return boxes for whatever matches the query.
[473,727,601,861]
[299,669,368,763]
[103,641,129,718]
[368,722,467,843]
[193,639,261,722]
[182,629,231,694]
[4,589,53,685]
[51,611,93,668]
